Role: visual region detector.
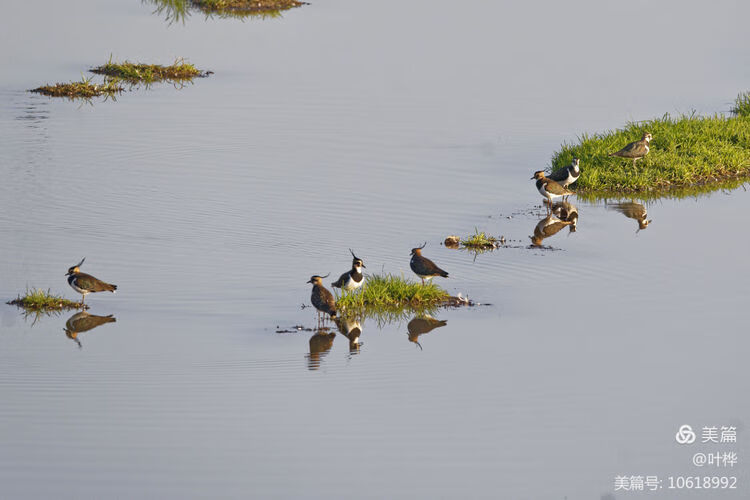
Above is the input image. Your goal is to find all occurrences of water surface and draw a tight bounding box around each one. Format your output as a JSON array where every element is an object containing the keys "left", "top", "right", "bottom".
[{"left": 1, "top": 0, "right": 749, "bottom": 498}]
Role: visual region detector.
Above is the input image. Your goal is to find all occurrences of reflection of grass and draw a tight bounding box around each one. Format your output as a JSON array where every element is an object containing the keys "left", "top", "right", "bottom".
[
  {"left": 336, "top": 273, "right": 449, "bottom": 315},
  {"left": 578, "top": 175, "right": 749, "bottom": 203},
  {"left": 732, "top": 92, "right": 750, "bottom": 117},
  {"left": 30, "top": 76, "right": 124, "bottom": 99},
  {"left": 91, "top": 57, "right": 206, "bottom": 83},
  {"left": 461, "top": 229, "right": 499, "bottom": 249},
  {"left": 551, "top": 93, "right": 750, "bottom": 195},
  {"left": 7, "top": 288, "right": 85, "bottom": 311},
  {"left": 145, "top": 0, "right": 305, "bottom": 21}
]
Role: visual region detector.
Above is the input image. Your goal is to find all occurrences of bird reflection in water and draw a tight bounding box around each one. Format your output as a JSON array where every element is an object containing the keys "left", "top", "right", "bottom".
[
  {"left": 529, "top": 213, "right": 575, "bottom": 247},
  {"left": 63, "top": 311, "right": 116, "bottom": 348},
  {"left": 607, "top": 201, "right": 652, "bottom": 232},
  {"left": 551, "top": 200, "right": 579, "bottom": 233},
  {"left": 407, "top": 314, "right": 447, "bottom": 350},
  {"left": 335, "top": 317, "right": 363, "bottom": 354},
  {"left": 307, "top": 328, "right": 336, "bottom": 370}
]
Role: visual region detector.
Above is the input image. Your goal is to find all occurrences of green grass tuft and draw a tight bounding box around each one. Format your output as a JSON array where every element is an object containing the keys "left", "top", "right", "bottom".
[
  {"left": 731, "top": 92, "right": 750, "bottom": 117},
  {"left": 7, "top": 288, "right": 86, "bottom": 311},
  {"left": 146, "top": 0, "right": 306, "bottom": 21},
  {"left": 335, "top": 273, "right": 450, "bottom": 314},
  {"left": 551, "top": 93, "right": 750, "bottom": 195},
  {"left": 91, "top": 57, "right": 207, "bottom": 83},
  {"left": 29, "top": 76, "right": 124, "bottom": 99},
  {"left": 460, "top": 229, "right": 499, "bottom": 249}
]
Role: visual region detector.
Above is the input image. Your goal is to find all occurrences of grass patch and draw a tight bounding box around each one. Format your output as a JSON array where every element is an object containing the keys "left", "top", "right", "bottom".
[
  {"left": 29, "top": 76, "right": 124, "bottom": 99},
  {"left": 460, "top": 229, "right": 500, "bottom": 249},
  {"left": 335, "top": 273, "right": 450, "bottom": 314},
  {"left": 551, "top": 93, "right": 750, "bottom": 195},
  {"left": 194, "top": 0, "right": 305, "bottom": 15},
  {"left": 732, "top": 92, "right": 750, "bottom": 117},
  {"left": 7, "top": 288, "right": 86, "bottom": 312},
  {"left": 91, "top": 57, "right": 208, "bottom": 83},
  {"left": 147, "top": 0, "right": 306, "bottom": 21}
]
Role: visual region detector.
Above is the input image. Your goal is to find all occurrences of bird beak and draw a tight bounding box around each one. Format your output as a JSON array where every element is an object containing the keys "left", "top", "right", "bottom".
[
  {"left": 362, "top": 264, "right": 366, "bottom": 268},
  {"left": 306, "top": 279, "right": 312, "bottom": 284}
]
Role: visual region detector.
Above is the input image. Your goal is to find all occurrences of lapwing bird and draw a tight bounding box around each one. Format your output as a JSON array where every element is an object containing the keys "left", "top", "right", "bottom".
[
  {"left": 532, "top": 171, "right": 575, "bottom": 211},
  {"left": 607, "top": 201, "right": 652, "bottom": 232},
  {"left": 407, "top": 314, "right": 447, "bottom": 350},
  {"left": 548, "top": 157, "right": 581, "bottom": 188},
  {"left": 608, "top": 132, "right": 652, "bottom": 168},
  {"left": 307, "top": 274, "right": 337, "bottom": 323},
  {"left": 64, "top": 311, "right": 116, "bottom": 349},
  {"left": 530, "top": 214, "right": 574, "bottom": 247},
  {"left": 331, "top": 249, "right": 366, "bottom": 293},
  {"left": 409, "top": 243, "right": 449, "bottom": 285},
  {"left": 307, "top": 329, "right": 336, "bottom": 371},
  {"left": 65, "top": 258, "right": 117, "bottom": 305}
]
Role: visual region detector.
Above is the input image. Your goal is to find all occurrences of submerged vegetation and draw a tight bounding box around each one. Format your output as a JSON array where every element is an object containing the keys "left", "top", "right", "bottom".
[
  {"left": 552, "top": 92, "right": 750, "bottom": 195},
  {"left": 7, "top": 288, "right": 87, "bottom": 312},
  {"left": 30, "top": 77, "right": 124, "bottom": 100},
  {"left": 146, "top": 0, "right": 306, "bottom": 22},
  {"left": 335, "top": 273, "right": 450, "bottom": 313},
  {"left": 90, "top": 58, "right": 208, "bottom": 84}
]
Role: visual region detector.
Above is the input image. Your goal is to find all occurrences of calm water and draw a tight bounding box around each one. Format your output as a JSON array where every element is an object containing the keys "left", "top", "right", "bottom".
[{"left": 1, "top": 1, "right": 749, "bottom": 498}]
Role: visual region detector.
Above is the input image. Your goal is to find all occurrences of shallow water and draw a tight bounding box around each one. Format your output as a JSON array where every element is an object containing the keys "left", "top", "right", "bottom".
[{"left": 1, "top": 0, "right": 750, "bottom": 498}]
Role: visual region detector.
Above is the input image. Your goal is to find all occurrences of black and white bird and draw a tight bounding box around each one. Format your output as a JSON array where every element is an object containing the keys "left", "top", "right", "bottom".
[
  {"left": 307, "top": 274, "right": 337, "bottom": 322},
  {"left": 548, "top": 157, "right": 581, "bottom": 188},
  {"left": 532, "top": 171, "right": 575, "bottom": 211},
  {"left": 409, "top": 243, "right": 449, "bottom": 285},
  {"left": 609, "top": 132, "right": 652, "bottom": 168},
  {"left": 65, "top": 258, "right": 117, "bottom": 305},
  {"left": 331, "top": 249, "right": 366, "bottom": 292}
]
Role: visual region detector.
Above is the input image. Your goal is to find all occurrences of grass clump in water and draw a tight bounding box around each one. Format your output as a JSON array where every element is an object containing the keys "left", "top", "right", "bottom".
[
  {"left": 336, "top": 273, "right": 449, "bottom": 312},
  {"left": 460, "top": 229, "right": 499, "bottom": 249},
  {"left": 732, "top": 92, "right": 750, "bottom": 117},
  {"left": 91, "top": 57, "right": 208, "bottom": 83},
  {"left": 551, "top": 93, "right": 750, "bottom": 195},
  {"left": 30, "top": 76, "right": 124, "bottom": 99},
  {"left": 7, "top": 288, "right": 86, "bottom": 311},
  {"left": 194, "top": 0, "right": 305, "bottom": 14}
]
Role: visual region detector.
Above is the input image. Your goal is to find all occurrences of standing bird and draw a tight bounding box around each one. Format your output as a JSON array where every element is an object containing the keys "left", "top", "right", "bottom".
[
  {"left": 65, "top": 258, "right": 117, "bottom": 305},
  {"left": 307, "top": 274, "right": 337, "bottom": 323},
  {"left": 331, "top": 249, "right": 366, "bottom": 293},
  {"left": 608, "top": 132, "right": 652, "bottom": 169},
  {"left": 548, "top": 157, "right": 581, "bottom": 188},
  {"left": 532, "top": 171, "right": 575, "bottom": 211},
  {"left": 410, "top": 243, "right": 449, "bottom": 285}
]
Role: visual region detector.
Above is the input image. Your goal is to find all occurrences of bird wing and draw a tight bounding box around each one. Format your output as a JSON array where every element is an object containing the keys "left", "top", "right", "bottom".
[
  {"left": 613, "top": 140, "right": 648, "bottom": 158},
  {"left": 73, "top": 273, "right": 116, "bottom": 292},
  {"left": 547, "top": 168, "right": 569, "bottom": 182},
  {"left": 331, "top": 270, "right": 349, "bottom": 288},
  {"left": 543, "top": 179, "right": 572, "bottom": 196}
]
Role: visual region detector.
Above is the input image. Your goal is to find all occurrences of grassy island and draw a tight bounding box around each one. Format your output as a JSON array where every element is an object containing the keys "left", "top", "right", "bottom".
[
  {"left": 7, "top": 289, "right": 87, "bottom": 312},
  {"left": 335, "top": 273, "right": 450, "bottom": 313},
  {"left": 30, "top": 77, "right": 124, "bottom": 99},
  {"left": 90, "top": 58, "right": 208, "bottom": 83},
  {"left": 551, "top": 92, "right": 750, "bottom": 195}
]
